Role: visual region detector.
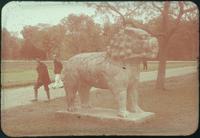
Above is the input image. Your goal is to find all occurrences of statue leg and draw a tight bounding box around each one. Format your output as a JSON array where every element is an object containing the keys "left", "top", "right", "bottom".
[
  {"left": 127, "top": 78, "right": 144, "bottom": 113},
  {"left": 33, "top": 81, "right": 42, "bottom": 101},
  {"left": 118, "top": 90, "right": 129, "bottom": 117},
  {"left": 63, "top": 68, "right": 80, "bottom": 112},
  {"left": 63, "top": 80, "right": 78, "bottom": 112},
  {"left": 78, "top": 83, "right": 91, "bottom": 109},
  {"left": 111, "top": 87, "right": 129, "bottom": 118},
  {"left": 107, "top": 68, "right": 129, "bottom": 118}
]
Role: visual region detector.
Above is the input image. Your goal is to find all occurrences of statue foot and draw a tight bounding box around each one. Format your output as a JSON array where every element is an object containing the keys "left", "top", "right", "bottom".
[
  {"left": 131, "top": 106, "right": 145, "bottom": 113},
  {"left": 117, "top": 110, "right": 129, "bottom": 118}
]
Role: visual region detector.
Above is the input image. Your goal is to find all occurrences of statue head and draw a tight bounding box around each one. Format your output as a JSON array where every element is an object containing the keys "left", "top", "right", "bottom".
[{"left": 107, "top": 26, "right": 159, "bottom": 61}]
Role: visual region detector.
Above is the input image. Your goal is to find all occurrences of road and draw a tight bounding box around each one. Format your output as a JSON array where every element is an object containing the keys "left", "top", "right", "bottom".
[{"left": 1, "top": 66, "right": 197, "bottom": 110}]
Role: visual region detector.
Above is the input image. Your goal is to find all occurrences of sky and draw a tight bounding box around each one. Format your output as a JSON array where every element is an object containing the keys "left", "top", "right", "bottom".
[
  {"left": 1, "top": 1, "right": 163, "bottom": 38},
  {"left": 3, "top": 1, "right": 195, "bottom": 38},
  {"left": 2, "top": 1, "right": 106, "bottom": 38}
]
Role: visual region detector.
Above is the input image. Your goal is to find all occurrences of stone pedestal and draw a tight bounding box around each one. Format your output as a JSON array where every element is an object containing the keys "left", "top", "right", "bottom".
[{"left": 55, "top": 107, "right": 155, "bottom": 123}]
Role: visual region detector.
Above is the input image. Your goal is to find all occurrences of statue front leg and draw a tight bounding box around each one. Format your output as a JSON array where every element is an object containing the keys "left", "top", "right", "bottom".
[
  {"left": 111, "top": 87, "right": 129, "bottom": 118},
  {"left": 107, "top": 65, "right": 130, "bottom": 118},
  {"left": 117, "top": 90, "right": 129, "bottom": 117},
  {"left": 127, "top": 78, "right": 144, "bottom": 113}
]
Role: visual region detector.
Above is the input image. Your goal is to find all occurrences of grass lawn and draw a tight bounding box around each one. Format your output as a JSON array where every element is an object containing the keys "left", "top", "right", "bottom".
[{"left": 1, "top": 61, "right": 197, "bottom": 88}]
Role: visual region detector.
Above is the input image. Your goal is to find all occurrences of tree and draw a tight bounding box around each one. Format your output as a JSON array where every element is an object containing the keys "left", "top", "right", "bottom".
[
  {"left": 41, "top": 24, "right": 65, "bottom": 59},
  {"left": 60, "top": 14, "right": 103, "bottom": 55},
  {"left": 2, "top": 28, "right": 22, "bottom": 59},
  {"left": 151, "top": 2, "right": 198, "bottom": 89},
  {"left": 20, "top": 41, "right": 46, "bottom": 60},
  {"left": 102, "top": 20, "right": 121, "bottom": 48},
  {"left": 87, "top": 1, "right": 198, "bottom": 89},
  {"left": 166, "top": 18, "right": 199, "bottom": 60},
  {"left": 21, "top": 24, "right": 65, "bottom": 59}
]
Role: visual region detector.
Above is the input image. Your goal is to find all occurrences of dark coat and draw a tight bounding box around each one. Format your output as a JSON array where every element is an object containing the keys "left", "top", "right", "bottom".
[
  {"left": 36, "top": 62, "right": 51, "bottom": 85},
  {"left": 53, "top": 60, "right": 63, "bottom": 74}
]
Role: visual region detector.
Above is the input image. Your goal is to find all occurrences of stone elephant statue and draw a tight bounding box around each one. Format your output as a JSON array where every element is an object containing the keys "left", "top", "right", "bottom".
[{"left": 62, "top": 27, "right": 159, "bottom": 118}]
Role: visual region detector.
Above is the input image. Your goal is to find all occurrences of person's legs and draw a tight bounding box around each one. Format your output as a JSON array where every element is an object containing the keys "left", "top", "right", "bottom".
[
  {"left": 44, "top": 84, "right": 50, "bottom": 100},
  {"left": 57, "top": 74, "right": 63, "bottom": 87},
  {"left": 144, "top": 63, "right": 147, "bottom": 71},
  {"left": 53, "top": 74, "right": 59, "bottom": 88},
  {"left": 145, "top": 64, "right": 147, "bottom": 70},
  {"left": 54, "top": 74, "right": 63, "bottom": 88},
  {"left": 33, "top": 81, "right": 42, "bottom": 101},
  {"left": 145, "top": 63, "right": 147, "bottom": 70}
]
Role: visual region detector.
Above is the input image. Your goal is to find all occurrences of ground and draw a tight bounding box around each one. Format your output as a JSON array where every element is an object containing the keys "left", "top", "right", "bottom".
[{"left": 1, "top": 73, "right": 198, "bottom": 136}]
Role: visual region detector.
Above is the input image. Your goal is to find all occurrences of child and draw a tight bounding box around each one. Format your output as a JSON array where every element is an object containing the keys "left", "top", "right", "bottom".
[{"left": 52, "top": 54, "right": 63, "bottom": 89}]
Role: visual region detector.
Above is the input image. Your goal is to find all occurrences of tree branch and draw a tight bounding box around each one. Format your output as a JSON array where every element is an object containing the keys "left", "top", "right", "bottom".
[
  {"left": 183, "top": 6, "right": 197, "bottom": 14},
  {"left": 152, "top": 2, "right": 162, "bottom": 12},
  {"left": 105, "top": 2, "right": 126, "bottom": 26},
  {"left": 168, "top": 2, "right": 197, "bottom": 36},
  {"left": 92, "top": 3, "right": 164, "bottom": 37},
  {"left": 103, "top": 3, "right": 163, "bottom": 37},
  {"left": 124, "top": 3, "right": 143, "bottom": 17}
]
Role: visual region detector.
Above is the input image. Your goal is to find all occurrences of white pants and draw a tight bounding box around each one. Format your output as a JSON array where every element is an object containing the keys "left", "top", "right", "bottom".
[{"left": 53, "top": 74, "right": 63, "bottom": 88}]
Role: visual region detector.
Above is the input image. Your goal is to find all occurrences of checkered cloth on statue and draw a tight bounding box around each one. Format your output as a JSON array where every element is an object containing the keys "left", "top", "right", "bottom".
[{"left": 106, "top": 26, "right": 158, "bottom": 61}]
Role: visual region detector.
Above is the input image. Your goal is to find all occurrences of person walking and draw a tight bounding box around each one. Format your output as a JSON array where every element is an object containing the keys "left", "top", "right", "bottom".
[
  {"left": 32, "top": 58, "right": 51, "bottom": 101},
  {"left": 52, "top": 54, "right": 63, "bottom": 89},
  {"left": 143, "top": 58, "right": 148, "bottom": 71}
]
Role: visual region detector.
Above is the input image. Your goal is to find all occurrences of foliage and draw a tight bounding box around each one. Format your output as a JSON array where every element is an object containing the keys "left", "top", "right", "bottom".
[
  {"left": 1, "top": 2, "right": 198, "bottom": 62},
  {"left": 2, "top": 28, "right": 22, "bottom": 59},
  {"left": 60, "top": 14, "right": 103, "bottom": 55}
]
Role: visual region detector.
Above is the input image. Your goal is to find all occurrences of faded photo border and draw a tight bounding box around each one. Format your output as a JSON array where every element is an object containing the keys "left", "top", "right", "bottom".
[{"left": 1, "top": 0, "right": 199, "bottom": 137}]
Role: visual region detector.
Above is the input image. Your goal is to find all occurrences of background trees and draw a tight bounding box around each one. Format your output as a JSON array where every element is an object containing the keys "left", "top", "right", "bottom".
[
  {"left": 1, "top": 2, "right": 198, "bottom": 88},
  {"left": 2, "top": 28, "right": 22, "bottom": 59},
  {"left": 60, "top": 14, "right": 103, "bottom": 55},
  {"left": 21, "top": 24, "right": 65, "bottom": 59}
]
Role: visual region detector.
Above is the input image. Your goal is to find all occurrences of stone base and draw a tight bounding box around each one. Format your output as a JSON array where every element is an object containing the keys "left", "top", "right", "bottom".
[{"left": 55, "top": 107, "right": 155, "bottom": 123}]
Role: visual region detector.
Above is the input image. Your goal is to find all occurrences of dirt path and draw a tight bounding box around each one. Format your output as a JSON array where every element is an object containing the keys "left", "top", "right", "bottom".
[{"left": 1, "top": 66, "right": 197, "bottom": 110}]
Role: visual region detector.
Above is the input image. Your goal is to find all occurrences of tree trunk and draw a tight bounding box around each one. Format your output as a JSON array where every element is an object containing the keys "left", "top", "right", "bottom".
[
  {"left": 156, "top": 52, "right": 167, "bottom": 89},
  {"left": 156, "top": 37, "right": 169, "bottom": 89},
  {"left": 156, "top": 1, "right": 170, "bottom": 90}
]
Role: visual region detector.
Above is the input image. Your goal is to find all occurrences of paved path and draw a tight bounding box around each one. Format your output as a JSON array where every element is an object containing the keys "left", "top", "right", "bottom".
[{"left": 1, "top": 66, "right": 197, "bottom": 110}]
